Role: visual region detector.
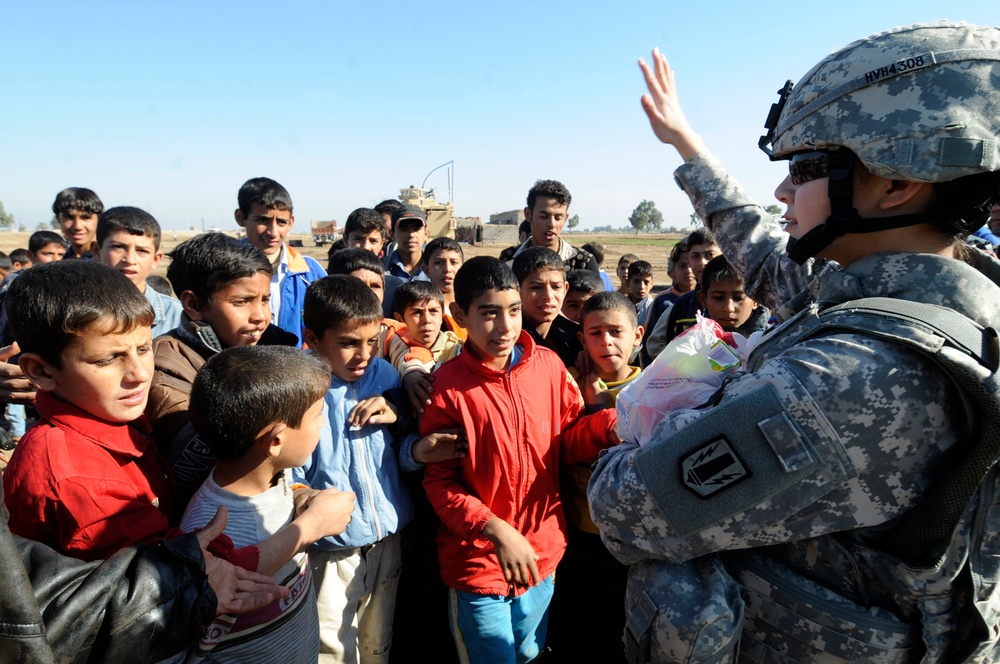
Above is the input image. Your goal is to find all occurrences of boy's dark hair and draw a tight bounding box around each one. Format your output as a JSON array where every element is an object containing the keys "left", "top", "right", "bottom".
[
  {"left": 7, "top": 261, "right": 154, "bottom": 367},
  {"left": 422, "top": 237, "right": 464, "bottom": 265},
  {"left": 190, "top": 346, "right": 331, "bottom": 461},
  {"left": 701, "top": 255, "right": 743, "bottom": 293},
  {"left": 344, "top": 208, "right": 385, "bottom": 238},
  {"left": 627, "top": 260, "right": 654, "bottom": 281},
  {"left": 567, "top": 269, "right": 604, "bottom": 295},
  {"left": 668, "top": 239, "right": 689, "bottom": 272},
  {"left": 96, "top": 206, "right": 162, "bottom": 250},
  {"left": 511, "top": 246, "right": 565, "bottom": 285},
  {"left": 303, "top": 275, "right": 383, "bottom": 335},
  {"left": 29, "top": 230, "right": 66, "bottom": 254},
  {"left": 52, "top": 187, "right": 104, "bottom": 216},
  {"left": 167, "top": 232, "right": 272, "bottom": 303},
  {"left": 327, "top": 247, "right": 384, "bottom": 279},
  {"left": 518, "top": 220, "right": 531, "bottom": 236},
  {"left": 687, "top": 228, "right": 718, "bottom": 248},
  {"left": 580, "top": 242, "right": 605, "bottom": 266},
  {"left": 237, "top": 177, "right": 293, "bottom": 217},
  {"left": 454, "top": 257, "right": 518, "bottom": 313},
  {"left": 374, "top": 199, "right": 403, "bottom": 217},
  {"left": 617, "top": 253, "right": 639, "bottom": 269},
  {"left": 526, "top": 180, "right": 571, "bottom": 210},
  {"left": 0, "top": 252, "right": 11, "bottom": 272},
  {"left": 581, "top": 291, "right": 638, "bottom": 329},
  {"left": 146, "top": 275, "right": 174, "bottom": 296},
  {"left": 9, "top": 248, "right": 31, "bottom": 265},
  {"left": 393, "top": 280, "right": 444, "bottom": 317}
]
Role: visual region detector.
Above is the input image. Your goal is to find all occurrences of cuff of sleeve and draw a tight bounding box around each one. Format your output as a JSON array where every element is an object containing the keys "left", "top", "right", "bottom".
[
  {"left": 469, "top": 511, "right": 497, "bottom": 549},
  {"left": 398, "top": 432, "right": 424, "bottom": 473}
]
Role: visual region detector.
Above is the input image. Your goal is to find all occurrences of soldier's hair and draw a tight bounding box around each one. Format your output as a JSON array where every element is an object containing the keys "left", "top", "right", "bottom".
[
  {"left": 190, "top": 346, "right": 331, "bottom": 461},
  {"left": 344, "top": 208, "right": 384, "bottom": 239},
  {"left": 8, "top": 248, "right": 30, "bottom": 266},
  {"left": 29, "top": 231, "right": 66, "bottom": 254},
  {"left": 454, "top": 257, "right": 518, "bottom": 313},
  {"left": 303, "top": 275, "right": 383, "bottom": 336},
  {"left": 668, "top": 239, "right": 689, "bottom": 273},
  {"left": 237, "top": 177, "right": 293, "bottom": 217},
  {"left": 167, "top": 233, "right": 272, "bottom": 304},
  {"left": 927, "top": 171, "right": 1000, "bottom": 240},
  {"left": 627, "top": 260, "right": 654, "bottom": 281},
  {"left": 327, "top": 247, "right": 384, "bottom": 280},
  {"left": 422, "top": 237, "right": 464, "bottom": 265},
  {"left": 580, "top": 242, "right": 606, "bottom": 266},
  {"left": 617, "top": 253, "right": 639, "bottom": 270},
  {"left": 393, "top": 280, "right": 444, "bottom": 317},
  {"left": 7, "top": 261, "right": 154, "bottom": 367},
  {"left": 96, "top": 206, "right": 162, "bottom": 250},
  {"left": 687, "top": 228, "right": 718, "bottom": 248},
  {"left": 581, "top": 291, "right": 638, "bottom": 329},
  {"left": 700, "top": 255, "right": 743, "bottom": 293},
  {"left": 526, "top": 179, "right": 572, "bottom": 210},
  {"left": 374, "top": 199, "right": 403, "bottom": 216},
  {"left": 512, "top": 246, "right": 565, "bottom": 285},
  {"left": 567, "top": 269, "right": 604, "bottom": 295},
  {"left": 52, "top": 187, "right": 103, "bottom": 216}
]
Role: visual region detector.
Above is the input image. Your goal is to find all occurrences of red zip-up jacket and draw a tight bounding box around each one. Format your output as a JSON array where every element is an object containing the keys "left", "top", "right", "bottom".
[{"left": 421, "top": 331, "right": 617, "bottom": 596}]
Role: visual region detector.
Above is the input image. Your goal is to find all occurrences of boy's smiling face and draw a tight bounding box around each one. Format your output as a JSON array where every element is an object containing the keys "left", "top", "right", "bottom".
[
  {"left": 579, "top": 309, "right": 641, "bottom": 383},
  {"left": 452, "top": 288, "right": 521, "bottom": 371},
  {"left": 519, "top": 268, "right": 568, "bottom": 326},
  {"left": 96, "top": 231, "right": 163, "bottom": 291},
  {"left": 304, "top": 320, "right": 381, "bottom": 382},
  {"left": 58, "top": 208, "right": 99, "bottom": 255}
]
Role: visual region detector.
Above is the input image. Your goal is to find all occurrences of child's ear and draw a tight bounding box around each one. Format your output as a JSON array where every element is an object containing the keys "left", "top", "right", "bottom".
[
  {"left": 90, "top": 241, "right": 102, "bottom": 260},
  {"left": 633, "top": 325, "right": 644, "bottom": 348},
  {"left": 577, "top": 330, "right": 585, "bottom": 345},
  {"left": 257, "top": 423, "right": 287, "bottom": 459},
  {"left": 151, "top": 251, "right": 164, "bottom": 271},
  {"left": 180, "top": 291, "right": 203, "bottom": 320},
  {"left": 696, "top": 291, "right": 706, "bottom": 309},
  {"left": 302, "top": 328, "right": 321, "bottom": 349},
  {"left": 234, "top": 208, "right": 246, "bottom": 227},
  {"left": 18, "top": 353, "right": 59, "bottom": 392},
  {"left": 393, "top": 312, "right": 405, "bottom": 323},
  {"left": 449, "top": 302, "right": 466, "bottom": 326}
]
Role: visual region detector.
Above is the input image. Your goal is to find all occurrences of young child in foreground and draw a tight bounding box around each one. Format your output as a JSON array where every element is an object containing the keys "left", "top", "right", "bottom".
[
  {"left": 390, "top": 280, "right": 463, "bottom": 370},
  {"left": 698, "top": 255, "right": 768, "bottom": 336},
  {"left": 178, "top": 345, "right": 356, "bottom": 662},
  {"left": 295, "top": 275, "right": 419, "bottom": 663},
  {"left": 420, "top": 256, "right": 619, "bottom": 664}
]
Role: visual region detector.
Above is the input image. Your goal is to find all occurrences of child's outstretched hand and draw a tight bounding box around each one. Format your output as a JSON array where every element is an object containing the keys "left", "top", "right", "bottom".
[
  {"left": 638, "top": 48, "right": 706, "bottom": 161},
  {"left": 349, "top": 396, "right": 397, "bottom": 428},
  {"left": 300, "top": 488, "right": 356, "bottom": 539},
  {"left": 482, "top": 518, "right": 540, "bottom": 588},
  {"left": 402, "top": 370, "right": 434, "bottom": 414},
  {"left": 413, "top": 427, "right": 468, "bottom": 464}
]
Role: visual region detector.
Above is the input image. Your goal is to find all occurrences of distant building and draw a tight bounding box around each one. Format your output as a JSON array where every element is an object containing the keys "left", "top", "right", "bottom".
[{"left": 489, "top": 209, "right": 525, "bottom": 225}]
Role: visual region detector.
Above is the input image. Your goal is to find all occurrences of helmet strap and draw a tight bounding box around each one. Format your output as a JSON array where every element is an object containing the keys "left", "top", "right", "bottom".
[{"left": 787, "top": 151, "right": 860, "bottom": 264}]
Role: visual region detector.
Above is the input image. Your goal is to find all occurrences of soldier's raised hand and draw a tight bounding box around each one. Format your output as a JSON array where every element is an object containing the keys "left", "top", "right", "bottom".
[{"left": 638, "top": 48, "right": 706, "bottom": 161}]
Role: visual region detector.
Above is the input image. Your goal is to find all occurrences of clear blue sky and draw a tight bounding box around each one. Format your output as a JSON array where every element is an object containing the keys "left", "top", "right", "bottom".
[{"left": 1, "top": 1, "right": 996, "bottom": 231}]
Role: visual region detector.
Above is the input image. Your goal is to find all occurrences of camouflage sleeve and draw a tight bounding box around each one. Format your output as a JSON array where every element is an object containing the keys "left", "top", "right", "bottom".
[
  {"left": 588, "top": 331, "right": 966, "bottom": 563},
  {"left": 673, "top": 151, "right": 827, "bottom": 312}
]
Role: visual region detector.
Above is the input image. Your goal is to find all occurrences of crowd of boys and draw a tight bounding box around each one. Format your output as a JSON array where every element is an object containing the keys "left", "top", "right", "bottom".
[{"left": 0, "top": 177, "right": 773, "bottom": 664}]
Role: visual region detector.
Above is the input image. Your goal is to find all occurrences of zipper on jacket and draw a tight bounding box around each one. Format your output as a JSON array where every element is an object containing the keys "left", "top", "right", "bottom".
[
  {"left": 506, "top": 369, "right": 527, "bottom": 533},
  {"left": 351, "top": 381, "right": 384, "bottom": 541}
]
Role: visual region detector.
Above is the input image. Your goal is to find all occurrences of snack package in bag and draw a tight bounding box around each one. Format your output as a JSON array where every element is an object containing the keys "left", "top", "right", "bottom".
[{"left": 617, "top": 314, "right": 761, "bottom": 446}]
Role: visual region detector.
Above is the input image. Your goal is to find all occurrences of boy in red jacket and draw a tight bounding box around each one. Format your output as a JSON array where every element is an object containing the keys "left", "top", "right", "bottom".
[{"left": 420, "top": 257, "right": 618, "bottom": 664}]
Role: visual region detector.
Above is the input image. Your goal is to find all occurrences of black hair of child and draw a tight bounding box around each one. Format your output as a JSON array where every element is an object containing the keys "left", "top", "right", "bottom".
[
  {"left": 7, "top": 261, "right": 154, "bottom": 367},
  {"left": 687, "top": 227, "right": 718, "bottom": 248},
  {"left": 526, "top": 179, "right": 572, "bottom": 210},
  {"left": 567, "top": 269, "right": 604, "bottom": 295},
  {"left": 580, "top": 242, "right": 606, "bottom": 266},
  {"left": 327, "top": 247, "right": 384, "bottom": 278},
  {"left": 344, "top": 208, "right": 385, "bottom": 238},
  {"left": 374, "top": 199, "right": 404, "bottom": 217},
  {"left": 0, "top": 252, "right": 11, "bottom": 272},
  {"left": 518, "top": 220, "right": 532, "bottom": 237},
  {"left": 617, "top": 253, "right": 639, "bottom": 269},
  {"left": 167, "top": 232, "right": 272, "bottom": 304},
  {"left": 146, "top": 275, "right": 174, "bottom": 297},
  {"left": 96, "top": 206, "right": 162, "bottom": 250},
  {"left": 422, "top": 237, "right": 464, "bottom": 265},
  {"left": 9, "top": 248, "right": 31, "bottom": 265},
  {"left": 668, "top": 239, "right": 689, "bottom": 272},
  {"left": 512, "top": 246, "right": 565, "bottom": 285},
  {"left": 700, "top": 255, "right": 743, "bottom": 293},
  {"left": 29, "top": 231, "right": 66, "bottom": 254},
  {"left": 52, "top": 187, "right": 104, "bottom": 216},
  {"left": 237, "top": 177, "right": 293, "bottom": 218},
  {"left": 454, "top": 256, "right": 519, "bottom": 313},
  {"left": 581, "top": 291, "right": 639, "bottom": 329},
  {"left": 190, "top": 346, "right": 331, "bottom": 461},
  {"left": 303, "top": 275, "right": 383, "bottom": 336},
  {"left": 627, "top": 260, "right": 654, "bottom": 281},
  {"left": 393, "top": 280, "right": 444, "bottom": 317}
]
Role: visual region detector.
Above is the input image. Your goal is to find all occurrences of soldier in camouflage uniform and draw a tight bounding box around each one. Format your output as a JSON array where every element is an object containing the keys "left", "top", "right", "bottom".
[{"left": 589, "top": 22, "right": 1000, "bottom": 663}]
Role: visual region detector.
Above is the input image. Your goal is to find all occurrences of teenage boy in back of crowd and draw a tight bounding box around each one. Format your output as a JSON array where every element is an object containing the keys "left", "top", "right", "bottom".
[
  {"left": 640, "top": 239, "right": 695, "bottom": 366},
  {"left": 616, "top": 253, "right": 639, "bottom": 297},
  {"left": 343, "top": 206, "right": 403, "bottom": 317},
  {"left": 512, "top": 246, "right": 583, "bottom": 368},
  {"left": 420, "top": 257, "right": 618, "bottom": 664},
  {"left": 383, "top": 204, "right": 430, "bottom": 282},
  {"left": 146, "top": 233, "right": 296, "bottom": 509},
  {"left": 234, "top": 177, "right": 325, "bottom": 347},
  {"left": 390, "top": 281, "right": 463, "bottom": 372},
  {"left": 422, "top": 236, "right": 466, "bottom": 340},
  {"left": 698, "top": 255, "right": 769, "bottom": 337},
  {"left": 626, "top": 259, "right": 655, "bottom": 326},
  {"left": 580, "top": 242, "right": 616, "bottom": 291},
  {"left": 375, "top": 198, "right": 403, "bottom": 260},
  {"left": 178, "top": 346, "right": 357, "bottom": 663},
  {"left": 561, "top": 269, "right": 604, "bottom": 324},
  {"left": 296, "top": 275, "right": 422, "bottom": 663},
  {"left": 92, "top": 206, "right": 182, "bottom": 338},
  {"left": 499, "top": 180, "right": 599, "bottom": 274},
  {"left": 52, "top": 186, "right": 102, "bottom": 260},
  {"left": 551, "top": 291, "right": 643, "bottom": 662}
]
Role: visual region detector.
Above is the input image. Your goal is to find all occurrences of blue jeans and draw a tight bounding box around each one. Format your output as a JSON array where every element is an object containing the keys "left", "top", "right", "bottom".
[{"left": 448, "top": 575, "right": 555, "bottom": 664}]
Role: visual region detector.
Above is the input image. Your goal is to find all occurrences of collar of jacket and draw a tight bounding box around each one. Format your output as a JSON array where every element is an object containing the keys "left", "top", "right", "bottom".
[
  {"left": 284, "top": 243, "right": 311, "bottom": 274},
  {"left": 176, "top": 314, "right": 224, "bottom": 356},
  {"left": 34, "top": 390, "right": 154, "bottom": 458},
  {"left": 458, "top": 329, "right": 537, "bottom": 377}
]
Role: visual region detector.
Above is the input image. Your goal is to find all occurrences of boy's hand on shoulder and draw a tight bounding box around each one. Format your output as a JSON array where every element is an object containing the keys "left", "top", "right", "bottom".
[
  {"left": 299, "top": 488, "right": 356, "bottom": 539},
  {"left": 413, "top": 427, "right": 468, "bottom": 464},
  {"left": 349, "top": 396, "right": 397, "bottom": 427},
  {"left": 0, "top": 342, "right": 36, "bottom": 405},
  {"left": 292, "top": 487, "right": 321, "bottom": 518},
  {"left": 481, "top": 517, "right": 540, "bottom": 588},
  {"left": 402, "top": 370, "right": 434, "bottom": 414}
]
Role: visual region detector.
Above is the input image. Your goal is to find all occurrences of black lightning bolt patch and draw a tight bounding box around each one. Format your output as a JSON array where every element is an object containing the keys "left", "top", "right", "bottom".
[{"left": 680, "top": 436, "right": 749, "bottom": 498}]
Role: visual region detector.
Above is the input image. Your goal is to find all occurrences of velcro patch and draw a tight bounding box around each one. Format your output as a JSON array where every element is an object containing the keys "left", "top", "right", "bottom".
[{"left": 681, "top": 436, "right": 749, "bottom": 498}]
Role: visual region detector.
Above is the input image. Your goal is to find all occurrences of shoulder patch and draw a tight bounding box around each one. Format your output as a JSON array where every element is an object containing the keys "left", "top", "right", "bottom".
[{"left": 681, "top": 436, "right": 749, "bottom": 498}]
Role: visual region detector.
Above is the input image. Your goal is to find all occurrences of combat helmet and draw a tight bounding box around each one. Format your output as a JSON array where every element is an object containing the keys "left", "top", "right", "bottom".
[{"left": 757, "top": 21, "right": 1000, "bottom": 263}]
